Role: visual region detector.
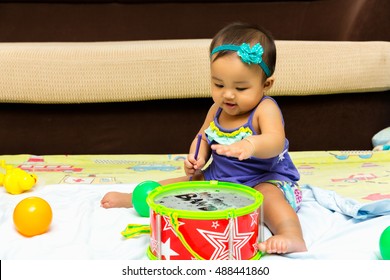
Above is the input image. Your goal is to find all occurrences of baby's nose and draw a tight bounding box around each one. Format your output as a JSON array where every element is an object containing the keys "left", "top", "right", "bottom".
[{"left": 223, "top": 89, "right": 235, "bottom": 99}]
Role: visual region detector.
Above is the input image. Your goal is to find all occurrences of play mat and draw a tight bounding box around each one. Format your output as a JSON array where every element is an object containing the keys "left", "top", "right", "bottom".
[
  {"left": 0, "top": 150, "right": 389, "bottom": 260},
  {"left": 1, "top": 151, "right": 388, "bottom": 202}
]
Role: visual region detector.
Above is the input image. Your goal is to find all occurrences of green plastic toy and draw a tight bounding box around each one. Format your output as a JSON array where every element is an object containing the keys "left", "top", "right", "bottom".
[
  {"left": 379, "top": 226, "right": 390, "bottom": 260},
  {"left": 132, "top": 180, "right": 161, "bottom": 217}
]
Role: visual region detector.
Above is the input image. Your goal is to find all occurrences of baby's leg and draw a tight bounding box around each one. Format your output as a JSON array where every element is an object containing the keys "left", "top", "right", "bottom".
[
  {"left": 101, "top": 173, "right": 205, "bottom": 209},
  {"left": 255, "top": 182, "right": 307, "bottom": 254},
  {"left": 159, "top": 172, "right": 204, "bottom": 185},
  {"left": 101, "top": 192, "right": 132, "bottom": 208}
]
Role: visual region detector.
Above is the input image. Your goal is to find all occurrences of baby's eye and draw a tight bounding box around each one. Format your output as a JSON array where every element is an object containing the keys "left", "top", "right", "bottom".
[
  {"left": 214, "top": 83, "right": 224, "bottom": 88},
  {"left": 236, "top": 87, "right": 248, "bottom": 91}
]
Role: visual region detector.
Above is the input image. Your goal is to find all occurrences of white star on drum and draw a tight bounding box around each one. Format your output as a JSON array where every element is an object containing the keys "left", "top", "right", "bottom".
[
  {"left": 163, "top": 215, "right": 184, "bottom": 236},
  {"left": 250, "top": 211, "right": 259, "bottom": 227},
  {"left": 150, "top": 237, "right": 159, "bottom": 253},
  {"left": 211, "top": 221, "right": 220, "bottom": 229},
  {"left": 198, "top": 218, "right": 254, "bottom": 260},
  {"left": 161, "top": 238, "right": 180, "bottom": 260}
]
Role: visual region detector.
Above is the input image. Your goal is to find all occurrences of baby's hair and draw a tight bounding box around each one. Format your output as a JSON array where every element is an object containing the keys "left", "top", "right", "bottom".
[{"left": 210, "top": 22, "right": 276, "bottom": 79}]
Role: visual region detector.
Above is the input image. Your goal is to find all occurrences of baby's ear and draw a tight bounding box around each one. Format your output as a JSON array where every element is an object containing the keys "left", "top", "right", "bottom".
[{"left": 263, "top": 76, "right": 275, "bottom": 92}]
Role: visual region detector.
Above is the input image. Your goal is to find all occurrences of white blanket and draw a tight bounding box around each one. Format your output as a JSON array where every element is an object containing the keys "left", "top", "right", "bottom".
[
  {"left": 265, "top": 186, "right": 389, "bottom": 260},
  {"left": 0, "top": 183, "right": 388, "bottom": 260}
]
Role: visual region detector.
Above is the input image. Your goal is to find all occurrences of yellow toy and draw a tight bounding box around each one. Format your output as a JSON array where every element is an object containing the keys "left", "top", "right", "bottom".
[{"left": 0, "top": 160, "right": 37, "bottom": 195}]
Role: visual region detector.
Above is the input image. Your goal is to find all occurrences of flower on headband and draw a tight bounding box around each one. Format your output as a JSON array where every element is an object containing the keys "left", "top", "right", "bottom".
[{"left": 237, "top": 43, "right": 264, "bottom": 65}]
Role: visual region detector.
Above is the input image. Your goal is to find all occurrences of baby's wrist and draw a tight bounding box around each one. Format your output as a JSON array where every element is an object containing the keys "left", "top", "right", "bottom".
[{"left": 243, "top": 137, "right": 256, "bottom": 156}]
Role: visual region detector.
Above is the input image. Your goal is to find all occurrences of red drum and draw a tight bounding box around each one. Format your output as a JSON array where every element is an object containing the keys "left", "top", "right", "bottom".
[{"left": 146, "top": 181, "right": 264, "bottom": 260}]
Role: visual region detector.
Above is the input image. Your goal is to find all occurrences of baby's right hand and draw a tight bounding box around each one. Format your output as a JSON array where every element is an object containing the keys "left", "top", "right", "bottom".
[{"left": 184, "top": 154, "right": 205, "bottom": 176}]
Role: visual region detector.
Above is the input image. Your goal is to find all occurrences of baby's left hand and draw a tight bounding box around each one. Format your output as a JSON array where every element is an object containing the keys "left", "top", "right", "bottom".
[{"left": 211, "top": 139, "right": 254, "bottom": 161}]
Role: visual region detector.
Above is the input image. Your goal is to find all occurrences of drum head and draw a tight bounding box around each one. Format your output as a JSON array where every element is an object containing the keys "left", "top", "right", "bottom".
[{"left": 147, "top": 180, "right": 263, "bottom": 219}]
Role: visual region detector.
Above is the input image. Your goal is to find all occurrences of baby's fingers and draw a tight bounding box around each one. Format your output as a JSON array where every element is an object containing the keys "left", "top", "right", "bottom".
[
  {"left": 211, "top": 144, "right": 228, "bottom": 154},
  {"left": 212, "top": 144, "right": 246, "bottom": 160},
  {"left": 184, "top": 158, "right": 195, "bottom": 170}
]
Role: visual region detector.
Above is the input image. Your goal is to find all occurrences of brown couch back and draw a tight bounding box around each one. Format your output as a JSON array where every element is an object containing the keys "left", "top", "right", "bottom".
[{"left": 1, "top": 0, "right": 390, "bottom": 42}]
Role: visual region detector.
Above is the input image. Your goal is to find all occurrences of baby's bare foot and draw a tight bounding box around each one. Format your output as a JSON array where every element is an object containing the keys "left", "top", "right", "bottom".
[
  {"left": 258, "top": 234, "right": 307, "bottom": 254},
  {"left": 100, "top": 192, "right": 132, "bottom": 208}
]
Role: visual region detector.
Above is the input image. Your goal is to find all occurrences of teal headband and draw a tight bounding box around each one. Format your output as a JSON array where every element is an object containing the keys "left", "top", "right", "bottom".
[{"left": 211, "top": 43, "right": 271, "bottom": 77}]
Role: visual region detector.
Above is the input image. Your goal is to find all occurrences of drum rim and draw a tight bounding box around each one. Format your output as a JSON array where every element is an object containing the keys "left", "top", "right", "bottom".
[
  {"left": 147, "top": 180, "right": 263, "bottom": 219},
  {"left": 146, "top": 245, "right": 263, "bottom": 260}
]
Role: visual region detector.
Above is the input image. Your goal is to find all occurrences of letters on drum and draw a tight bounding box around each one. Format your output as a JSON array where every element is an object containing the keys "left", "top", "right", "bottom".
[{"left": 156, "top": 190, "right": 255, "bottom": 211}]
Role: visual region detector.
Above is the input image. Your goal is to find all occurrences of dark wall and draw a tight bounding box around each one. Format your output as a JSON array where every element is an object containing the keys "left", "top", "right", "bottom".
[{"left": 1, "top": 0, "right": 390, "bottom": 42}]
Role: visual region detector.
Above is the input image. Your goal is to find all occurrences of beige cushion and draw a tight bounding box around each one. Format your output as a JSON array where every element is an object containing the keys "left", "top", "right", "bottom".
[{"left": 0, "top": 39, "right": 389, "bottom": 103}]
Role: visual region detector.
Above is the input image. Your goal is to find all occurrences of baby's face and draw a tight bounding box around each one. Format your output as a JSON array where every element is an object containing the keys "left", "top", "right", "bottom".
[{"left": 210, "top": 54, "right": 265, "bottom": 116}]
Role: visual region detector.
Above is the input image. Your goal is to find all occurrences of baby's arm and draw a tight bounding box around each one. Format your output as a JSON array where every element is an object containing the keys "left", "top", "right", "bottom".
[
  {"left": 184, "top": 104, "right": 217, "bottom": 176},
  {"left": 184, "top": 135, "right": 209, "bottom": 176},
  {"left": 211, "top": 138, "right": 256, "bottom": 160},
  {"left": 212, "top": 99, "right": 286, "bottom": 160}
]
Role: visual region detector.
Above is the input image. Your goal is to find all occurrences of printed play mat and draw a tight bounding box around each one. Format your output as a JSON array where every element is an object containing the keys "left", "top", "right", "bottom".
[{"left": 1, "top": 150, "right": 389, "bottom": 203}]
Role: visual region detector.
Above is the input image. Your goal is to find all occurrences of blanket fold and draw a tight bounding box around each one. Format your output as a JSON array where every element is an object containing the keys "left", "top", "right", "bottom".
[{"left": 301, "top": 185, "right": 390, "bottom": 219}]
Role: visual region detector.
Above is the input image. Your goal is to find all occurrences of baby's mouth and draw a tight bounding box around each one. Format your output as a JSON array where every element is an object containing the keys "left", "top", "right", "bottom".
[{"left": 224, "top": 102, "right": 237, "bottom": 108}]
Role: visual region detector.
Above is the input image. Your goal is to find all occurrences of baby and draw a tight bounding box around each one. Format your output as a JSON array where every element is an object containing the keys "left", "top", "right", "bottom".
[{"left": 101, "top": 22, "right": 307, "bottom": 255}]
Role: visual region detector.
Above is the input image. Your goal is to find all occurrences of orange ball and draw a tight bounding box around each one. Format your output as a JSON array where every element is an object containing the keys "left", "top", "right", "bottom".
[{"left": 13, "top": 197, "right": 53, "bottom": 237}]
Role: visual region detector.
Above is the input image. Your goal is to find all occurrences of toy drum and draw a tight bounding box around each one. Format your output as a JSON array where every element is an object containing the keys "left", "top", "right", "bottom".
[{"left": 146, "top": 181, "right": 264, "bottom": 260}]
